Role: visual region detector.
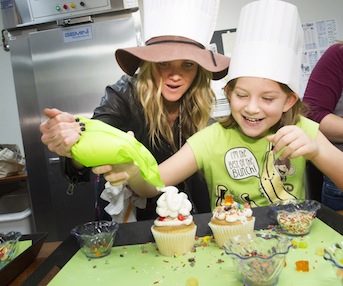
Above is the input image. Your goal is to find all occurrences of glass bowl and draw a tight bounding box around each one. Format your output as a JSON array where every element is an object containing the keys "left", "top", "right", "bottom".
[
  {"left": 324, "top": 241, "right": 343, "bottom": 283},
  {"left": 224, "top": 232, "right": 292, "bottom": 286},
  {"left": 0, "top": 231, "right": 22, "bottom": 269},
  {"left": 71, "top": 220, "right": 119, "bottom": 259},
  {"left": 270, "top": 199, "right": 320, "bottom": 236}
]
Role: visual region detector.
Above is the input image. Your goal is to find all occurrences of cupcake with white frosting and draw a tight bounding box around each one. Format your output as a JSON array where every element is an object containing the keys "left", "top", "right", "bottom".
[
  {"left": 208, "top": 195, "right": 255, "bottom": 248},
  {"left": 151, "top": 186, "right": 197, "bottom": 256}
]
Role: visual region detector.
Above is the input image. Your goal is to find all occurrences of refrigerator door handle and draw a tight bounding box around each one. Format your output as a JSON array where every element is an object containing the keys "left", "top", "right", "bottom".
[
  {"left": 57, "top": 16, "right": 93, "bottom": 27},
  {"left": 49, "top": 157, "right": 60, "bottom": 164}
]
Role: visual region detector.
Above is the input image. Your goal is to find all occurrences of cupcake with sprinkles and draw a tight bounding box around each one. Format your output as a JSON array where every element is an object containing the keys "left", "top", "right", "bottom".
[
  {"left": 208, "top": 195, "right": 255, "bottom": 248},
  {"left": 151, "top": 186, "right": 197, "bottom": 256}
]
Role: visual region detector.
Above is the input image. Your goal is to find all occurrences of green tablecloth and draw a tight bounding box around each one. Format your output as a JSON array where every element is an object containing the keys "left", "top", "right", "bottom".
[
  {"left": 48, "top": 219, "right": 342, "bottom": 285},
  {"left": 17, "top": 240, "right": 32, "bottom": 256}
]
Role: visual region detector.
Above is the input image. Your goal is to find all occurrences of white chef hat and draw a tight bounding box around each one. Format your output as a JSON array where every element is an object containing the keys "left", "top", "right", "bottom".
[
  {"left": 227, "top": 0, "right": 304, "bottom": 95},
  {"left": 143, "top": 0, "right": 219, "bottom": 48}
]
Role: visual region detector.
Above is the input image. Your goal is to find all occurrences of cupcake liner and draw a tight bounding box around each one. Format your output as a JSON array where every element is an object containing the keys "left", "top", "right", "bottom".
[
  {"left": 151, "top": 225, "right": 197, "bottom": 256},
  {"left": 209, "top": 217, "right": 255, "bottom": 248}
]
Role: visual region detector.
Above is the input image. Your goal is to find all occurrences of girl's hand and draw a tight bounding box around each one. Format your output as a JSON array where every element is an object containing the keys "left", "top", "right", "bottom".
[
  {"left": 40, "top": 108, "right": 83, "bottom": 158},
  {"left": 267, "top": 125, "right": 318, "bottom": 160},
  {"left": 92, "top": 163, "right": 139, "bottom": 186}
]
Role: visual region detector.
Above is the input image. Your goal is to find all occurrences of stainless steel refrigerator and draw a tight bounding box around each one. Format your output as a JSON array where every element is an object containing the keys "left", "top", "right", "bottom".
[{"left": 1, "top": 0, "right": 142, "bottom": 241}]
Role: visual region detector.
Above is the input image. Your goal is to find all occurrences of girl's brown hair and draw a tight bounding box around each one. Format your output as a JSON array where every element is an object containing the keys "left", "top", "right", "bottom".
[
  {"left": 135, "top": 61, "right": 215, "bottom": 151},
  {"left": 219, "top": 78, "right": 308, "bottom": 132}
]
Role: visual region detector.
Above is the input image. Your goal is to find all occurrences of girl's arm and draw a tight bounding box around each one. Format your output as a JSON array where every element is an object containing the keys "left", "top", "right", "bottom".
[{"left": 159, "top": 143, "right": 199, "bottom": 186}]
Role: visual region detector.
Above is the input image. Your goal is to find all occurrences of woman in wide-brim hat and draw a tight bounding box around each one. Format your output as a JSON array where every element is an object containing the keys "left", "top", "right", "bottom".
[{"left": 40, "top": 0, "right": 230, "bottom": 221}]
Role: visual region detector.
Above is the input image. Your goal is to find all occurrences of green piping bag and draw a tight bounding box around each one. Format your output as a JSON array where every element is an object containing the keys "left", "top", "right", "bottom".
[{"left": 71, "top": 117, "right": 164, "bottom": 189}]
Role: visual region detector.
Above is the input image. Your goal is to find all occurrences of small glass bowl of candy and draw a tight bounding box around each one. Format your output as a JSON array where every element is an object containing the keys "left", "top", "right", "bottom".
[
  {"left": 0, "top": 231, "right": 22, "bottom": 269},
  {"left": 71, "top": 220, "right": 119, "bottom": 259},
  {"left": 324, "top": 241, "right": 343, "bottom": 284},
  {"left": 270, "top": 199, "right": 320, "bottom": 236},
  {"left": 224, "top": 232, "right": 292, "bottom": 286}
]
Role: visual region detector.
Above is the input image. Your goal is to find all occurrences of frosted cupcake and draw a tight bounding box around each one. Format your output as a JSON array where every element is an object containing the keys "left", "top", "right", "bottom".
[
  {"left": 208, "top": 195, "right": 255, "bottom": 248},
  {"left": 151, "top": 186, "right": 197, "bottom": 256}
]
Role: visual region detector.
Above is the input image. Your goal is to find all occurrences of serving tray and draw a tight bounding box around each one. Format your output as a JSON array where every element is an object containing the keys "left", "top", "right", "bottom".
[{"left": 0, "top": 232, "right": 47, "bottom": 285}]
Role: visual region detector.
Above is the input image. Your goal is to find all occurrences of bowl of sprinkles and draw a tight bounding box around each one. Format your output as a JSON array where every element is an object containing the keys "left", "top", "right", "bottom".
[
  {"left": 224, "top": 232, "right": 292, "bottom": 286},
  {"left": 324, "top": 241, "right": 343, "bottom": 283},
  {"left": 71, "top": 220, "right": 119, "bottom": 259},
  {"left": 0, "top": 231, "right": 21, "bottom": 269},
  {"left": 270, "top": 199, "right": 320, "bottom": 236}
]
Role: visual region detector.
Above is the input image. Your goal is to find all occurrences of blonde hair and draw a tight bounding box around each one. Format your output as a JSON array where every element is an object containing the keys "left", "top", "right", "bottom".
[
  {"left": 135, "top": 62, "right": 215, "bottom": 150},
  {"left": 219, "top": 78, "right": 307, "bottom": 131}
]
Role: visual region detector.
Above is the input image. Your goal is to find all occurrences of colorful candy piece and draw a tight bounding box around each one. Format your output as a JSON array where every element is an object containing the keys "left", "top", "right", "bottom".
[
  {"left": 295, "top": 260, "right": 309, "bottom": 272},
  {"left": 186, "top": 278, "right": 199, "bottom": 286},
  {"left": 224, "top": 195, "right": 234, "bottom": 205},
  {"left": 315, "top": 247, "right": 324, "bottom": 256}
]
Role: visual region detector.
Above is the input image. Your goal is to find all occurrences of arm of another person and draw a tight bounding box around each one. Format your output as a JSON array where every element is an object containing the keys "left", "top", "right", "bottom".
[
  {"left": 319, "top": 113, "right": 343, "bottom": 143},
  {"left": 307, "top": 131, "right": 343, "bottom": 191},
  {"left": 92, "top": 143, "right": 199, "bottom": 198},
  {"left": 303, "top": 43, "right": 343, "bottom": 142}
]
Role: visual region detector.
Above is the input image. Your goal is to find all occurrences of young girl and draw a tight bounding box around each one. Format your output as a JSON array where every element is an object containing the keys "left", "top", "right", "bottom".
[{"left": 93, "top": 0, "right": 343, "bottom": 209}]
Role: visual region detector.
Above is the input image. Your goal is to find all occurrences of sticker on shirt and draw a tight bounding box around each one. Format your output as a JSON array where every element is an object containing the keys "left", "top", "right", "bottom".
[
  {"left": 225, "top": 147, "right": 259, "bottom": 179},
  {"left": 224, "top": 142, "right": 296, "bottom": 205}
]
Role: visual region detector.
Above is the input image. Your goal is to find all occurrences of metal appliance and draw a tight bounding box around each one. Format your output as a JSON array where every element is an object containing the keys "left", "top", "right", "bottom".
[{"left": 1, "top": 0, "right": 142, "bottom": 241}]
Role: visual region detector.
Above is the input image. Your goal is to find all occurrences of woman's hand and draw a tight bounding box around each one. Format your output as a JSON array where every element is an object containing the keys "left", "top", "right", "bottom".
[
  {"left": 92, "top": 162, "right": 139, "bottom": 186},
  {"left": 267, "top": 125, "right": 318, "bottom": 161},
  {"left": 40, "top": 108, "right": 84, "bottom": 158}
]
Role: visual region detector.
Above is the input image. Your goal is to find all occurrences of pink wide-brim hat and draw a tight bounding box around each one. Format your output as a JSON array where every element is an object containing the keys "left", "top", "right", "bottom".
[{"left": 116, "top": 36, "right": 230, "bottom": 80}]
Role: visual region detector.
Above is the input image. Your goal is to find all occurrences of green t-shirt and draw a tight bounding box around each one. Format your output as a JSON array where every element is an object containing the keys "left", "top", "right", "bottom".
[{"left": 187, "top": 116, "right": 319, "bottom": 209}]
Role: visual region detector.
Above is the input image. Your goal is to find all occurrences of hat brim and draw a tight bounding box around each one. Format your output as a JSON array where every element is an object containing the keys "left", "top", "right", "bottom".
[{"left": 115, "top": 42, "right": 230, "bottom": 80}]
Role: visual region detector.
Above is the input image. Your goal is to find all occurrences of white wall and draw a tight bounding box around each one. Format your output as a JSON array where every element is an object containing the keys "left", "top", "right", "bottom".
[
  {"left": 1, "top": 0, "right": 343, "bottom": 155},
  {"left": 216, "top": 0, "right": 343, "bottom": 38}
]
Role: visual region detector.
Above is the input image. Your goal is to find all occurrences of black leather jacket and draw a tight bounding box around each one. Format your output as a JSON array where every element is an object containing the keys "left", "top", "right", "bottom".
[{"left": 64, "top": 75, "right": 211, "bottom": 220}]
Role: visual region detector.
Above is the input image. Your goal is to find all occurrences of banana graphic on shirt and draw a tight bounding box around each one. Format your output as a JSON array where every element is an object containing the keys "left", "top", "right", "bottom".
[{"left": 260, "top": 142, "right": 296, "bottom": 203}]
